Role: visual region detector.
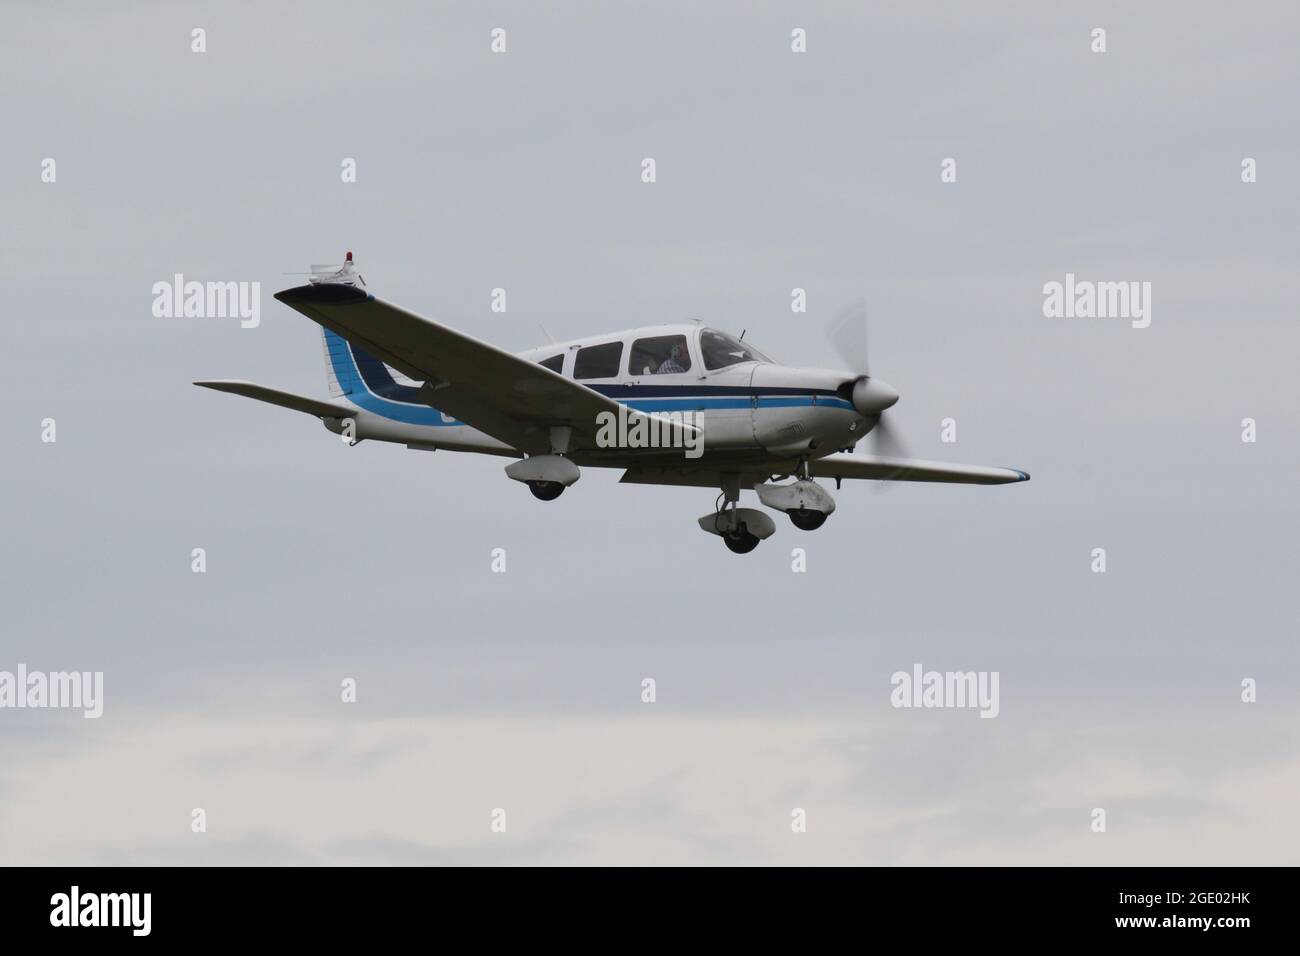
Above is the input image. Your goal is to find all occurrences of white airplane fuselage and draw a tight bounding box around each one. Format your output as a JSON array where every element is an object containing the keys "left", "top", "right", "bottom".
[
  {"left": 323, "top": 322, "right": 871, "bottom": 470},
  {"left": 198, "top": 270, "right": 1027, "bottom": 554}
]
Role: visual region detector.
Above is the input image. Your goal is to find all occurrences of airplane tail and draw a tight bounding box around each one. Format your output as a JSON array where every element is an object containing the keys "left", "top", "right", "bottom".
[
  {"left": 320, "top": 327, "right": 359, "bottom": 397},
  {"left": 288, "top": 253, "right": 422, "bottom": 403},
  {"left": 319, "top": 326, "right": 425, "bottom": 402},
  {"left": 194, "top": 330, "right": 370, "bottom": 422}
]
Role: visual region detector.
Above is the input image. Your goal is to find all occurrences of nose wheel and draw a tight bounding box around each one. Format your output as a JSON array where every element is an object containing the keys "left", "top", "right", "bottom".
[
  {"left": 527, "top": 480, "right": 565, "bottom": 501},
  {"left": 698, "top": 475, "right": 776, "bottom": 554},
  {"left": 723, "top": 528, "right": 760, "bottom": 553}
]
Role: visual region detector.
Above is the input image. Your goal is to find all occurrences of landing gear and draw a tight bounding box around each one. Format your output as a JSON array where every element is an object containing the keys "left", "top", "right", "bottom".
[
  {"left": 723, "top": 528, "right": 760, "bottom": 554},
  {"left": 788, "top": 508, "right": 827, "bottom": 531},
  {"left": 756, "top": 477, "right": 836, "bottom": 530},
  {"left": 697, "top": 473, "right": 777, "bottom": 554},
  {"left": 528, "top": 480, "right": 564, "bottom": 501},
  {"left": 506, "top": 428, "right": 580, "bottom": 501}
]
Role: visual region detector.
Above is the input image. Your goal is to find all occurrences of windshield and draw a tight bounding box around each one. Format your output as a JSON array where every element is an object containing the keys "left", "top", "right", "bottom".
[{"left": 700, "top": 329, "right": 773, "bottom": 370}]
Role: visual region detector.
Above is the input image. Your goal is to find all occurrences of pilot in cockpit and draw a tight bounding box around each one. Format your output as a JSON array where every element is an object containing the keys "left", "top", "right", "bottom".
[{"left": 656, "top": 343, "right": 688, "bottom": 374}]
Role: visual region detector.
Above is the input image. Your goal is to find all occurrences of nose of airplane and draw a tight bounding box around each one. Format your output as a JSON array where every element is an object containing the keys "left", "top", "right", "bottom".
[{"left": 851, "top": 376, "right": 900, "bottom": 415}]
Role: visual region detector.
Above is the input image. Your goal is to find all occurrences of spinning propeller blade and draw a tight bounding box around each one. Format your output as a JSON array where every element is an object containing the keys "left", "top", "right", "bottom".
[
  {"left": 827, "top": 299, "right": 870, "bottom": 375},
  {"left": 824, "top": 299, "right": 911, "bottom": 486}
]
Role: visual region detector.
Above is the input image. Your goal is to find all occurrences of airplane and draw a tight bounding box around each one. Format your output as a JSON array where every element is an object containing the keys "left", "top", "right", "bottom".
[{"left": 196, "top": 254, "right": 1029, "bottom": 554}]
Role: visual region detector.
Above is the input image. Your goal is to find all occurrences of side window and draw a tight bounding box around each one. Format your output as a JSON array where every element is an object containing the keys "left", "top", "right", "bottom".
[
  {"left": 630, "top": 334, "right": 692, "bottom": 375},
  {"left": 574, "top": 342, "right": 623, "bottom": 379},
  {"left": 539, "top": 354, "right": 564, "bottom": 374},
  {"left": 700, "top": 329, "right": 770, "bottom": 370}
]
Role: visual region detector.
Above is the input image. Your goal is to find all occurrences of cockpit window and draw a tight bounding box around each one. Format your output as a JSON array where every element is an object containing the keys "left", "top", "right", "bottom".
[
  {"left": 539, "top": 354, "right": 564, "bottom": 374},
  {"left": 630, "top": 334, "right": 692, "bottom": 375},
  {"left": 574, "top": 341, "right": 623, "bottom": 379},
  {"left": 700, "top": 329, "right": 771, "bottom": 370}
]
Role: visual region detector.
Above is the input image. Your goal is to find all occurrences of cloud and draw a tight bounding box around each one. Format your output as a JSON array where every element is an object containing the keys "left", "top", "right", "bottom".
[{"left": 2, "top": 710, "right": 1296, "bottom": 865}]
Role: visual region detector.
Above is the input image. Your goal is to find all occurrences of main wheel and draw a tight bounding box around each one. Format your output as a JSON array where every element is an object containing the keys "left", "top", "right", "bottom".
[
  {"left": 723, "top": 528, "right": 760, "bottom": 554},
  {"left": 528, "top": 480, "right": 565, "bottom": 501},
  {"left": 789, "top": 508, "right": 827, "bottom": 531}
]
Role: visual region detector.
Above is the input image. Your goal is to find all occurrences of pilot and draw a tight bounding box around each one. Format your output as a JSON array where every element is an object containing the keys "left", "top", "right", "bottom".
[{"left": 657, "top": 343, "right": 687, "bottom": 374}]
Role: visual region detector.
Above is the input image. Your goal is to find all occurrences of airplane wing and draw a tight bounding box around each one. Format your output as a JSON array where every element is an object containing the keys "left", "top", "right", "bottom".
[
  {"left": 194, "top": 380, "right": 356, "bottom": 419},
  {"left": 810, "top": 453, "right": 1030, "bottom": 485},
  {"left": 273, "top": 284, "right": 692, "bottom": 456}
]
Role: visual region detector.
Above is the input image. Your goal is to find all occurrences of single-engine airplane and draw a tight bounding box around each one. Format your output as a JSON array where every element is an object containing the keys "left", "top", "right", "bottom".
[{"left": 196, "top": 254, "right": 1029, "bottom": 554}]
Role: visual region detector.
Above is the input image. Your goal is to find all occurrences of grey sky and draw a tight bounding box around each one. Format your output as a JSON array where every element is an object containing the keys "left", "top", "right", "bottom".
[{"left": 2, "top": 1, "right": 1297, "bottom": 864}]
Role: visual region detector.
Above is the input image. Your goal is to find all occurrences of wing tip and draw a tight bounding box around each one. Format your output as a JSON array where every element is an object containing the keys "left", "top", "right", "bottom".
[{"left": 274, "top": 284, "right": 370, "bottom": 306}]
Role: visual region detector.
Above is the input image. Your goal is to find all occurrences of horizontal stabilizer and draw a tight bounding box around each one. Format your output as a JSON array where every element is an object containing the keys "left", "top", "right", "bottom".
[{"left": 193, "top": 380, "right": 355, "bottom": 419}]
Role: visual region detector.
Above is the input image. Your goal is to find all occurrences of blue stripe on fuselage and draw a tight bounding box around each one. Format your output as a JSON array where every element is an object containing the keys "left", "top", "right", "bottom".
[{"left": 321, "top": 329, "right": 855, "bottom": 427}]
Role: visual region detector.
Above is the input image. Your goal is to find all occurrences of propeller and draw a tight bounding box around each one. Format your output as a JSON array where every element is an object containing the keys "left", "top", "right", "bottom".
[{"left": 825, "top": 300, "right": 911, "bottom": 482}]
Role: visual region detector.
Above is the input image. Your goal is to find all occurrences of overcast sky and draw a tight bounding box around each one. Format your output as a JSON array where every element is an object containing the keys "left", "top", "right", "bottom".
[{"left": 2, "top": 1, "right": 1297, "bottom": 864}]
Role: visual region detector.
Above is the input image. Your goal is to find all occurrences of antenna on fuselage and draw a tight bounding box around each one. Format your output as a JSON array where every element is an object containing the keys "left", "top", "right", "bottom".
[{"left": 538, "top": 324, "right": 557, "bottom": 345}]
